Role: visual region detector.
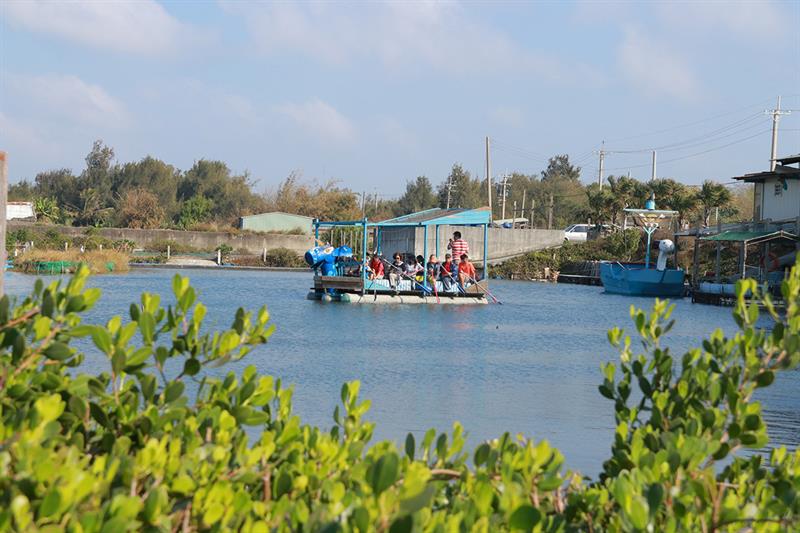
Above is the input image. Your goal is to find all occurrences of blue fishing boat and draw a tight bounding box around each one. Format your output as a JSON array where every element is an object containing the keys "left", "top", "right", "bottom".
[{"left": 600, "top": 196, "right": 686, "bottom": 297}]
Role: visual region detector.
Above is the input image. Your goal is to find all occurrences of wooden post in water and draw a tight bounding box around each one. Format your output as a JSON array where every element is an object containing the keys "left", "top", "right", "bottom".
[{"left": 0, "top": 151, "right": 6, "bottom": 296}]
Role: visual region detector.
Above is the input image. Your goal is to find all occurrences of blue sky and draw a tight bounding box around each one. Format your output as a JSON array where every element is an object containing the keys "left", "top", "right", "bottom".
[{"left": 1, "top": 0, "right": 799, "bottom": 196}]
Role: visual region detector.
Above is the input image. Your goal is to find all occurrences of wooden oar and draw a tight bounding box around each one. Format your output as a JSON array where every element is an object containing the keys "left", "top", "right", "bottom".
[{"left": 462, "top": 273, "right": 502, "bottom": 304}]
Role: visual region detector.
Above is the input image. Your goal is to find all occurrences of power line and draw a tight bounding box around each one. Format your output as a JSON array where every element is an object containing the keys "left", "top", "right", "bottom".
[
  {"left": 602, "top": 128, "right": 770, "bottom": 172},
  {"left": 604, "top": 97, "right": 775, "bottom": 143},
  {"left": 605, "top": 113, "right": 766, "bottom": 154}
]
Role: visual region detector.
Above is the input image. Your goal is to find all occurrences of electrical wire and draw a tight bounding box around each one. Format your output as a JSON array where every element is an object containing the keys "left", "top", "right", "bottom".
[
  {"left": 604, "top": 97, "right": 774, "bottom": 143},
  {"left": 602, "top": 128, "right": 770, "bottom": 172}
]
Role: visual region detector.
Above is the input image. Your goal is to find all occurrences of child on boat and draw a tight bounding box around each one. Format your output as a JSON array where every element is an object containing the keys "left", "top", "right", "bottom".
[
  {"left": 441, "top": 254, "right": 457, "bottom": 292},
  {"left": 458, "top": 253, "right": 477, "bottom": 286},
  {"left": 368, "top": 252, "right": 384, "bottom": 280}
]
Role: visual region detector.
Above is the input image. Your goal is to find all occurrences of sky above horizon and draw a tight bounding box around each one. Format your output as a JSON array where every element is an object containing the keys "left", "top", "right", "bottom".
[{"left": 1, "top": 0, "right": 799, "bottom": 197}]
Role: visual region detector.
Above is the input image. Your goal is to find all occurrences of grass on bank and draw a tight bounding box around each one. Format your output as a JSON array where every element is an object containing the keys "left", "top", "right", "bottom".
[{"left": 14, "top": 249, "right": 130, "bottom": 275}]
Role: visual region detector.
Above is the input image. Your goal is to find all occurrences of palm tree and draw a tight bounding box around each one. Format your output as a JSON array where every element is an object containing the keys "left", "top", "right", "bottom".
[{"left": 697, "top": 180, "right": 732, "bottom": 227}]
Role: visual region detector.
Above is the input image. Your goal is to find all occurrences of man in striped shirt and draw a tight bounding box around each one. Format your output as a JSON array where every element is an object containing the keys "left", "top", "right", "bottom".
[{"left": 447, "top": 231, "right": 469, "bottom": 263}]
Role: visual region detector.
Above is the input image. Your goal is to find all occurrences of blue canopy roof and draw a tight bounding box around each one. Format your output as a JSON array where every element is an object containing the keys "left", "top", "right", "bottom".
[
  {"left": 374, "top": 207, "right": 491, "bottom": 227},
  {"left": 313, "top": 207, "right": 491, "bottom": 228}
]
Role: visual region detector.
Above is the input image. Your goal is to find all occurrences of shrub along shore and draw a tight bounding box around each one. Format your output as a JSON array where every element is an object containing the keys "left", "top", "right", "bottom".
[{"left": 0, "top": 260, "right": 797, "bottom": 530}]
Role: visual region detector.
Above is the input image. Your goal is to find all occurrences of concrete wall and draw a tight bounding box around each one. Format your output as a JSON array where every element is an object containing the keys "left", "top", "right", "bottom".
[
  {"left": 8, "top": 221, "right": 314, "bottom": 255},
  {"left": 377, "top": 224, "right": 564, "bottom": 264}
]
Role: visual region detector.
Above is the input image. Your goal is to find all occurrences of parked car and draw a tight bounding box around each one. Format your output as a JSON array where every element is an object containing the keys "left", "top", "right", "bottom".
[{"left": 564, "top": 224, "right": 590, "bottom": 241}]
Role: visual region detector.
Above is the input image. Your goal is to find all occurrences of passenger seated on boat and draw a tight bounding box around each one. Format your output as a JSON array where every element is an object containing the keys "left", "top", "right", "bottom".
[
  {"left": 344, "top": 256, "right": 361, "bottom": 277},
  {"left": 412, "top": 255, "right": 425, "bottom": 283},
  {"left": 387, "top": 253, "right": 406, "bottom": 289},
  {"left": 368, "top": 253, "right": 384, "bottom": 279},
  {"left": 427, "top": 254, "right": 441, "bottom": 284},
  {"left": 458, "top": 253, "right": 477, "bottom": 286},
  {"left": 441, "top": 254, "right": 457, "bottom": 291}
]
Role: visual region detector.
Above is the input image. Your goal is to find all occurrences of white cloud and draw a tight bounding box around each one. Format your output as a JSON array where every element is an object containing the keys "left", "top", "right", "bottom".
[
  {"left": 220, "top": 1, "right": 602, "bottom": 83},
  {"left": 276, "top": 99, "right": 356, "bottom": 146},
  {"left": 7, "top": 73, "right": 128, "bottom": 126},
  {"left": 617, "top": 29, "right": 700, "bottom": 101},
  {"left": 655, "top": 1, "right": 787, "bottom": 41},
  {"left": 4, "top": 0, "right": 203, "bottom": 55}
]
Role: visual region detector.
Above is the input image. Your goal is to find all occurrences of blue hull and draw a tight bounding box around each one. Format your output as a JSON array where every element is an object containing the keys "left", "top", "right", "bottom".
[{"left": 599, "top": 262, "right": 685, "bottom": 297}]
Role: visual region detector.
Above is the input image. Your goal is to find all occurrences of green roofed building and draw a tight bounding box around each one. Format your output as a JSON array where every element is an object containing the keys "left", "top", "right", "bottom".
[{"left": 238, "top": 212, "right": 313, "bottom": 234}]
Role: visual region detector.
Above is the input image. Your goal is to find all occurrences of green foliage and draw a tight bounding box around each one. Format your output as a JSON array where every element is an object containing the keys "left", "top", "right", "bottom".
[
  {"left": 262, "top": 247, "right": 305, "bottom": 268},
  {"left": 437, "top": 164, "right": 484, "bottom": 209},
  {"left": 177, "top": 195, "right": 215, "bottom": 229},
  {"left": 397, "top": 176, "right": 437, "bottom": 215},
  {"left": 1, "top": 259, "right": 799, "bottom": 530},
  {"left": 493, "top": 229, "right": 642, "bottom": 279}
]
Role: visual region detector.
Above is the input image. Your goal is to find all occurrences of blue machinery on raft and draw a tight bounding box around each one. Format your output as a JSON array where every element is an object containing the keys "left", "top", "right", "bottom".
[{"left": 305, "top": 207, "right": 491, "bottom": 302}]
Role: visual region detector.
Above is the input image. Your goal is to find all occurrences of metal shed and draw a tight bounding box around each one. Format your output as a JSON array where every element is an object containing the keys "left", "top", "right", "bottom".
[{"left": 238, "top": 212, "right": 313, "bottom": 234}]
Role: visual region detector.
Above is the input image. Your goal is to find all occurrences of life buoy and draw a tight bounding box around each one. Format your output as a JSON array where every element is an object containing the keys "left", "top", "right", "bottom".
[{"left": 760, "top": 252, "right": 779, "bottom": 272}]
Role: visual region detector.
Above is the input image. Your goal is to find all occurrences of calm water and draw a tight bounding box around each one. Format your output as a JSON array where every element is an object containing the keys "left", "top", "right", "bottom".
[{"left": 6, "top": 269, "right": 799, "bottom": 476}]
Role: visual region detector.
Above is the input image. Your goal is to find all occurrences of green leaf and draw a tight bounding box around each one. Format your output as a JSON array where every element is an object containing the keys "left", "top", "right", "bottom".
[
  {"left": 405, "top": 433, "right": 415, "bottom": 460},
  {"left": 368, "top": 452, "right": 399, "bottom": 496},
  {"left": 111, "top": 349, "right": 126, "bottom": 375},
  {"left": 44, "top": 342, "right": 72, "bottom": 361},
  {"left": 755, "top": 371, "right": 774, "bottom": 388},
  {"left": 35, "top": 394, "right": 64, "bottom": 422},
  {"left": 39, "top": 489, "right": 61, "bottom": 518},
  {"left": 399, "top": 484, "right": 436, "bottom": 515},
  {"left": 138, "top": 312, "right": 155, "bottom": 344},
  {"left": 163, "top": 381, "right": 185, "bottom": 403},
  {"left": 183, "top": 358, "right": 201, "bottom": 376},
  {"left": 509, "top": 505, "right": 541, "bottom": 531},
  {"left": 389, "top": 515, "right": 412, "bottom": 533},
  {"left": 474, "top": 443, "right": 491, "bottom": 466},
  {"left": 91, "top": 327, "right": 113, "bottom": 354}
]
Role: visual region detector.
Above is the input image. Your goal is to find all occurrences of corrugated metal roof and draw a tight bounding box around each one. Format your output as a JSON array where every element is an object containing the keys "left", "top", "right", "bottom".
[
  {"left": 379, "top": 207, "right": 491, "bottom": 226},
  {"left": 700, "top": 230, "right": 799, "bottom": 243}
]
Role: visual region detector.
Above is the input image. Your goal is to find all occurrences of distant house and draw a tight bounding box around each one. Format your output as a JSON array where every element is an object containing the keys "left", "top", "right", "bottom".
[
  {"left": 238, "top": 212, "right": 313, "bottom": 234},
  {"left": 733, "top": 154, "right": 800, "bottom": 223},
  {"left": 6, "top": 202, "right": 36, "bottom": 221}
]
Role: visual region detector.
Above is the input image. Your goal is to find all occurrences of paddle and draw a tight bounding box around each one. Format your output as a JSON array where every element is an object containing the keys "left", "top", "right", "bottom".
[{"left": 462, "top": 273, "right": 502, "bottom": 304}]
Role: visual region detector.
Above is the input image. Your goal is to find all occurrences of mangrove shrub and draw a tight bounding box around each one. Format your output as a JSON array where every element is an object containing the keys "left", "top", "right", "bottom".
[{"left": 0, "top": 263, "right": 799, "bottom": 531}]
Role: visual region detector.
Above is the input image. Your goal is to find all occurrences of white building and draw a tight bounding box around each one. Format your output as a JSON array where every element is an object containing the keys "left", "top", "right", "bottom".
[
  {"left": 734, "top": 154, "right": 800, "bottom": 224},
  {"left": 6, "top": 202, "right": 35, "bottom": 221}
]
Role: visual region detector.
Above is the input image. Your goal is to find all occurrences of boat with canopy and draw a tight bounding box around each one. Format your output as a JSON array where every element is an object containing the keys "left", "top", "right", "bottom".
[{"left": 305, "top": 207, "right": 492, "bottom": 304}]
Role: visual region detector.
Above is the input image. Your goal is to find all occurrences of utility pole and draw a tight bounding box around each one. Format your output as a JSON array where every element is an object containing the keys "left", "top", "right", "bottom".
[
  {"left": 485, "top": 136, "right": 493, "bottom": 221},
  {"left": 766, "top": 96, "right": 791, "bottom": 171},
  {"left": 361, "top": 191, "right": 366, "bottom": 216},
  {"left": 521, "top": 189, "right": 527, "bottom": 228},
  {"left": 651, "top": 150, "right": 657, "bottom": 182},
  {"left": 445, "top": 175, "right": 453, "bottom": 209},
  {"left": 500, "top": 174, "right": 510, "bottom": 220},
  {"left": 547, "top": 193, "right": 554, "bottom": 230},
  {"left": 0, "top": 151, "right": 6, "bottom": 296},
  {"left": 597, "top": 141, "right": 605, "bottom": 188},
  {"left": 512, "top": 201, "right": 517, "bottom": 228}
]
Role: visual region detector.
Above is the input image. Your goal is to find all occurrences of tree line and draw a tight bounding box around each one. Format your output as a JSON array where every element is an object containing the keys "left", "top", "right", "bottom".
[{"left": 10, "top": 140, "right": 749, "bottom": 231}]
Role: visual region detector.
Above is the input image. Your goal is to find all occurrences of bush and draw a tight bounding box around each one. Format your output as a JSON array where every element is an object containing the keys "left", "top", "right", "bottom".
[
  {"left": 14, "top": 249, "right": 130, "bottom": 274},
  {"left": 493, "top": 229, "right": 642, "bottom": 279},
  {"left": 0, "top": 264, "right": 798, "bottom": 530},
  {"left": 263, "top": 247, "right": 305, "bottom": 267}
]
